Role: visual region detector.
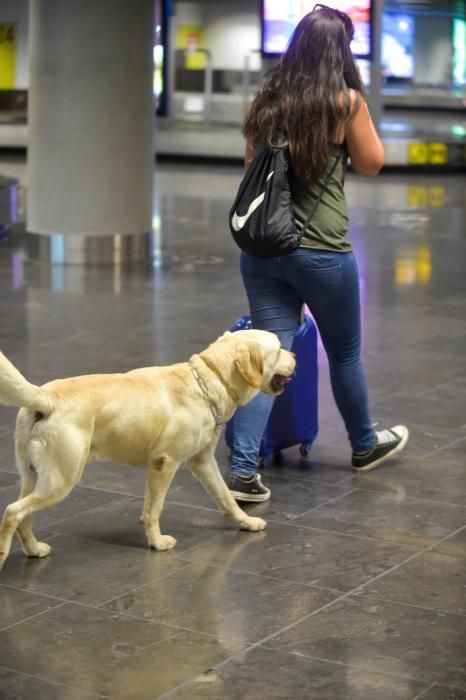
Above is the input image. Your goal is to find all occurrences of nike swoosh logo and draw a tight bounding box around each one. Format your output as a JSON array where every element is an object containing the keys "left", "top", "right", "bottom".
[{"left": 231, "top": 170, "right": 274, "bottom": 231}]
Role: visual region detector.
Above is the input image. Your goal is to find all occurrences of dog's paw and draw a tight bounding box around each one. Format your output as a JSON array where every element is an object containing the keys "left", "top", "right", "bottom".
[
  {"left": 241, "top": 516, "right": 267, "bottom": 532},
  {"left": 150, "top": 534, "right": 177, "bottom": 551},
  {"left": 27, "top": 542, "right": 52, "bottom": 558}
]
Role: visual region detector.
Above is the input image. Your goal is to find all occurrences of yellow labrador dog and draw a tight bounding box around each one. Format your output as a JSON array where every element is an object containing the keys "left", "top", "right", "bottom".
[{"left": 0, "top": 330, "right": 295, "bottom": 570}]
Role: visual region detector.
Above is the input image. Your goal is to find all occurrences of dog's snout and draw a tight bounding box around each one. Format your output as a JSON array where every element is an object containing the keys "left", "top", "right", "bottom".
[{"left": 283, "top": 349, "right": 296, "bottom": 374}]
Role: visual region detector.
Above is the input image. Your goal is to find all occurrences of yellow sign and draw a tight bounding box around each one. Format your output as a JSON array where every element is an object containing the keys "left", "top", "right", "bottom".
[
  {"left": 429, "top": 143, "right": 448, "bottom": 164},
  {"left": 408, "top": 142, "right": 448, "bottom": 165},
  {"left": 0, "top": 24, "right": 16, "bottom": 88},
  {"left": 176, "top": 25, "right": 206, "bottom": 69}
]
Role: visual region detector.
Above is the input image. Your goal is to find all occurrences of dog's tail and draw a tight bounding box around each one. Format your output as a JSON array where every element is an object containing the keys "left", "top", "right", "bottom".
[{"left": 0, "top": 351, "right": 52, "bottom": 413}]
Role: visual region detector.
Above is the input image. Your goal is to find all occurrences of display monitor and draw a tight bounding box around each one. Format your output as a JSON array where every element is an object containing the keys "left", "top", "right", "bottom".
[
  {"left": 381, "top": 13, "right": 414, "bottom": 80},
  {"left": 452, "top": 18, "right": 466, "bottom": 86},
  {"left": 261, "top": 0, "right": 372, "bottom": 58},
  {"left": 154, "top": 0, "right": 168, "bottom": 116}
]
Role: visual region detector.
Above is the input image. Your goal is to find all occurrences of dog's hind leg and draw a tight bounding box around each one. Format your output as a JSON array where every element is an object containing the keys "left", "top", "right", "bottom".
[
  {"left": 8, "top": 409, "right": 44, "bottom": 558},
  {"left": 142, "top": 454, "right": 180, "bottom": 551},
  {"left": 0, "top": 424, "right": 91, "bottom": 570},
  {"left": 0, "top": 491, "right": 57, "bottom": 568},
  {"left": 13, "top": 432, "right": 43, "bottom": 558},
  {"left": 189, "top": 447, "right": 267, "bottom": 532}
]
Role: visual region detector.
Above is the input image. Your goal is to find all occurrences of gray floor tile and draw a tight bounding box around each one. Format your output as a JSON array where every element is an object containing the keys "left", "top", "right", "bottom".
[
  {"left": 268, "top": 594, "right": 466, "bottom": 690},
  {"left": 0, "top": 667, "right": 109, "bottom": 700},
  {"left": 293, "top": 489, "right": 466, "bottom": 547},
  {"left": 0, "top": 584, "right": 63, "bottom": 630},
  {"left": 80, "top": 459, "right": 205, "bottom": 499},
  {"left": 0, "top": 483, "right": 134, "bottom": 529},
  {"left": 364, "top": 362, "right": 465, "bottom": 400},
  {"left": 432, "top": 528, "right": 466, "bottom": 559},
  {"left": 0, "top": 445, "right": 16, "bottom": 472},
  {"left": 49, "top": 498, "right": 245, "bottom": 554},
  {"left": 0, "top": 603, "right": 244, "bottom": 700},
  {"left": 181, "top": 520, "right": 420, "bottom": 591},
  {"left": 0, "top": 534, "right": 191, "bottom": 606},
  {"left": 79, "top": 460, "right": 149, "bottom": 497},
  {"left": 0, "top": 470, "right": 19, "bottom": 490},
  {"left": 351, "top": 457, "right": 466, "bottom": 506},
  {"left": 104, "top": 562, "right": 335, "bottom": 644},
  {"left": 364, "top": 551, "right": 466, "bottom": 616},
  {"left": 168, "top": 470, "right": 354, "bottom": 521},
  {"left": 259, "top": 444, "right": 351, "bottom": 482},
  {"left": 169, "top": 646, "right": 428, "bottom": 699},
  {"left": 0, "top": 411, "right": 16, "bottom": 437},
  {"left": 423, "top": 438, "right": 466, "bottom": 468},
  {"left": 414, "top": 685, "right": 466, "bottom": 699},
  {"left": 371, "top": 384, "right": 466, "bottom": 431}
]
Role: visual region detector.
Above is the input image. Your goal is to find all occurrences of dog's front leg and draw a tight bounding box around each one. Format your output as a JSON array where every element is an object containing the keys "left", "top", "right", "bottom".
[
  {"left": 143, "top": 455, "right": 179, "bottom": 551},
  {"left": 189, "top": 449, "right": 267, "bottom": 532}
]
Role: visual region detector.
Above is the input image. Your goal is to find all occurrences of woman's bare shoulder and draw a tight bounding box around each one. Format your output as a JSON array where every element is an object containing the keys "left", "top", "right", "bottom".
[
  {"left": 335, "top": 89, "right": 362, "bottom": 143},
  {"left": 347, "top": 89, "right": 364, "bottom": 118}
]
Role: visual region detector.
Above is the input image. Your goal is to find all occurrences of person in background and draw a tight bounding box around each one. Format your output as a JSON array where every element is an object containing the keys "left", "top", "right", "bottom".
[{"left": 227, "top": 4, "right": 409, "bottom": 503}]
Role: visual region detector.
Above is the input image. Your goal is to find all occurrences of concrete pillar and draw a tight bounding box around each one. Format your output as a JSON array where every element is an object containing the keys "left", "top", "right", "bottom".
[{"left": 27, "top": 0, "right": 154, "bottom": 263}]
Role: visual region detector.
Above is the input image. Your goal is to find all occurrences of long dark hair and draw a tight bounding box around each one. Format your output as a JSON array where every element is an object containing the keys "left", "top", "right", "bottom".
[{"left": 243, "top": 5, "right": 365, "bottom": 183}]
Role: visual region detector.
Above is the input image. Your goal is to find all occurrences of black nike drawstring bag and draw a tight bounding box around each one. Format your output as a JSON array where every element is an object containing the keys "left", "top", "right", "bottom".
[{"left": 229, "top": 136, "right": 340, "bottom": 259}]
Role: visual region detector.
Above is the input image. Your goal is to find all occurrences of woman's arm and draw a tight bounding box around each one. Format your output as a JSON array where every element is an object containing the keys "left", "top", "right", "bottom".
[{"left": 345, "top": 90, "right": 385, "bottom": 176}]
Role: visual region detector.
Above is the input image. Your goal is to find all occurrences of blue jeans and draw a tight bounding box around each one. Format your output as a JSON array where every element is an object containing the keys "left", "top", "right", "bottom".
[{"left": 230, "top": 249, "right": 375, "bottom": 477}]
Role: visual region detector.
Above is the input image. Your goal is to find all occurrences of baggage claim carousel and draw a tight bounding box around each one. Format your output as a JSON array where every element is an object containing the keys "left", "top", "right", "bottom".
[
  {"left": 154, "top": 87, "right": 466, "bottom": 168},
  {"left": 1, "top": 90, "right": 465, "bottom": 170},
  {"left": 155, "top": 111, "right": 466, "bottom": 169}
]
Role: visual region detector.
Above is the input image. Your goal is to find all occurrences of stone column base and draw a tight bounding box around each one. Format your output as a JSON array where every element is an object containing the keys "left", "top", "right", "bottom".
[{"left": 24, "top": 231, "right": 154, "bottom": 265}]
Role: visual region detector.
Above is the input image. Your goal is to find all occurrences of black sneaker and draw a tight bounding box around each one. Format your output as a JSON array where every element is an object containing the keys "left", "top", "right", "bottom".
[
  {"left": 228, "top": 474, "right": 271, "bottom": 503},
  {"left": 352, "top": 425, "right": 409, "bottom": 472}
]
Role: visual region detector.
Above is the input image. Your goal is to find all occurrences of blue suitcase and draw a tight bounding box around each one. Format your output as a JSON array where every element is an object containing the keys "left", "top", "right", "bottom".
[{"left": 225, "top": 314, "right": 318, "bottom": 463}]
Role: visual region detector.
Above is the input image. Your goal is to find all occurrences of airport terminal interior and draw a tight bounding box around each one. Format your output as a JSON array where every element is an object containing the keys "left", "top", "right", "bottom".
[{"left": 1, "top": 0, "right": 466, "bottom": 699}]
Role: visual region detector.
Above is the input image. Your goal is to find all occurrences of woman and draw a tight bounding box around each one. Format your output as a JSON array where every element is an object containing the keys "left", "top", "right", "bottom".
[{"left": 227, "top": 5, "right": 409, "bottom": 503}]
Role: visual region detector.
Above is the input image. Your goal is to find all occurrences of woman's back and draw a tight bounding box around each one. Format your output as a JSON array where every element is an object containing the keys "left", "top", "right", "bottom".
[{"left": 290, "top": 145, "right": 350, "bottom": 252}]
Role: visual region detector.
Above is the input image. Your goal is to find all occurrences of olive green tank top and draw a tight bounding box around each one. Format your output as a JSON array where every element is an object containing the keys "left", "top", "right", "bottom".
[{"left": 290, "top": 146, "right": 351, "bottom": 253}]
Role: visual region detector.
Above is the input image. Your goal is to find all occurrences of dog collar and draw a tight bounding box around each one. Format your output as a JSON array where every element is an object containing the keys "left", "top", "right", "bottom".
[
  {"left": 197, "top": 355, "right": 240, "bottom": 404},
  {"left": 188, "top": 359, "right": 226, "bottom": 432}
]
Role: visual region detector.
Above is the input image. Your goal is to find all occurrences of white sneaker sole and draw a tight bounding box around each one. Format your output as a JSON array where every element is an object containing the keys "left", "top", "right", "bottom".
[
  {"left": 353, "top": 426, "right": 409, "bottom": 472},
  {"left": 229, "top": 489, "right": 271, "bottom": 503}
]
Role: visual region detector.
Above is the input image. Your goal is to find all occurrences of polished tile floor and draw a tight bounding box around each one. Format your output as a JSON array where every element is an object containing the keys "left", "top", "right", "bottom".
[{"left": 0, "top": 156, "right": 465, "bottom": 699}]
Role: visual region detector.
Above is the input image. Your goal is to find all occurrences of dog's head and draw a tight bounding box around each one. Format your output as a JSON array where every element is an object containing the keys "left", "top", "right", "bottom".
[{"left": 202, "top": 329, "right": 296, "bottom": 404}]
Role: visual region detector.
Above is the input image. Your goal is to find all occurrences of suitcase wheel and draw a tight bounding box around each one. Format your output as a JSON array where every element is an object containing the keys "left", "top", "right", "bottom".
[{"left": 299, "top": 443, "right": 311, "bottom": 458}]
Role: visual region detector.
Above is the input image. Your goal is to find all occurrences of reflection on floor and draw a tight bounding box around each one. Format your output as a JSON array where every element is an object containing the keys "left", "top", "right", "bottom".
[{"left": 0, "top": 158, "right": 465, "bottom": 699}]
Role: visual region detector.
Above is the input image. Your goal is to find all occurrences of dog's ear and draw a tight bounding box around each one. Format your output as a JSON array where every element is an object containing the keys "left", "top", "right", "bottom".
[
  {"left": 215, "top": 331, "right": 233, "bottom": 343},
  {"left": 234, "top": 344, "right": 264, "bottom": 388}
]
